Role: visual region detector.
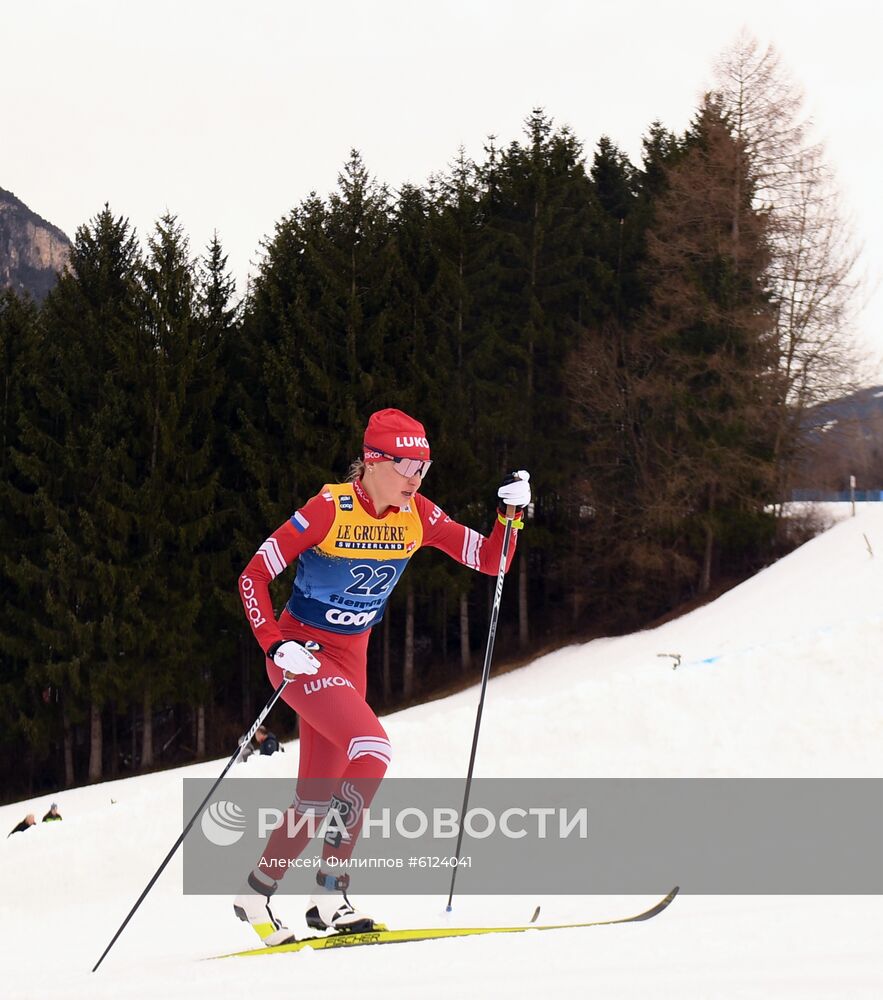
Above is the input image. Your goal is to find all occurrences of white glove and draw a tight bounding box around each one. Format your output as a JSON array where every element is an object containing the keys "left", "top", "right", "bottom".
[
  {"left": 268, "top": 640, "right": 321, "bottom": 677},
  {"left": 497, "top": 470, "right": 531, "bottom": 511}
]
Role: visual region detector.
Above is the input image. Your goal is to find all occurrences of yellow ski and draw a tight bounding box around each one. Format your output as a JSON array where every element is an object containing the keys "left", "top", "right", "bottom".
[{"left": 214, "top": 886, "right": 679, "bottom": 958}]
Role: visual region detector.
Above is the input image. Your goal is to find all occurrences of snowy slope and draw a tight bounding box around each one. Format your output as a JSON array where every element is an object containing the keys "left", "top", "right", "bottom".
[{"left": 2, "top": 506, "right": 882, "bottom": 999}]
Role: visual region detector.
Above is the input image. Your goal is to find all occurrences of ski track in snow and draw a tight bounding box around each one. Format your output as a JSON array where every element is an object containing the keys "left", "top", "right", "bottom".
[{"left": 2, "top": 503, "right": 882, "bottom": 998}]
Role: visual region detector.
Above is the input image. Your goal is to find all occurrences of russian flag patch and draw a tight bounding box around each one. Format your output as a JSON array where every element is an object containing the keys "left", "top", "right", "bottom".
[{"left": 291, "top": 511, "right": 310, "bottom": 533}]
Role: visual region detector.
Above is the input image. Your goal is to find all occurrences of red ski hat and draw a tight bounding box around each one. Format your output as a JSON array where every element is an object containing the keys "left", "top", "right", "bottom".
[{"left": 363, "top": 409, "right": 431, "bottom": 462}]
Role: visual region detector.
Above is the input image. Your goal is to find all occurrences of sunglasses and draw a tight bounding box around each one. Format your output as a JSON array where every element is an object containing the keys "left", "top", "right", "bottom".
[{"left": 365, "top": 445, "right": 432, "bottom": 479}]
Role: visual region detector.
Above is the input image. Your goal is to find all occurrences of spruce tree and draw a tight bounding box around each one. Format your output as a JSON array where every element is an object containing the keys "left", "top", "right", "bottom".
[
  {"left": 135, "top": 213, "right": 220, "bottom": 766},
  {"left": 471, "top": 112, "right": 595, "bottom": 641},
  {"left": 193, "top": 231, "right": 240, "bottom": 754},
  {"left": 240, "top": 150, "right": 392, "bottom": 519},
  {"left": 13, "top": 206, "right": 144, "bottom": 782},
  {"left": 0, "top": 289, "right": 50, "bottom": 791},
  {"left": 424, "top": 152, "right": 487, "bottom": 671}
]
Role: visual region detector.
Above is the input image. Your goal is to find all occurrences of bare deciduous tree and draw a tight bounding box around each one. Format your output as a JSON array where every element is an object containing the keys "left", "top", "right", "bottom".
[
  {"left": 712, "top": 32, "right": 864, "bottom": 495},
  {"left": 570, "top": 102, "right": 778, "bottom": 603}
]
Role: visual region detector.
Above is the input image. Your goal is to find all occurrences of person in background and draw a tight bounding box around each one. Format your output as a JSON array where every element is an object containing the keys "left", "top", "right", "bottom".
[
  {"left": 232, "top": 407, "right": 531, "bottom": 946},
  {"left": 239, "top": 725, "right": 282, "bottom": 762},
  {"left": 42, "top": 803, "right": 62, "bottom": 822},
  {"left": 7, "top": 814, "right": 36, "bottom": 837}
]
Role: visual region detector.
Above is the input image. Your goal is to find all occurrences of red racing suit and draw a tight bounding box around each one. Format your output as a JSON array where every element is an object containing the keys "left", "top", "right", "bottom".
[{"left": 238, "top": 477, "right": 519, "bottom": 879}]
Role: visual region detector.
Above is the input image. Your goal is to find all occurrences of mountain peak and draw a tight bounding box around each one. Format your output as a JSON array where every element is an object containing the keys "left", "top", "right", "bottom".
[{"left": 0, "top": 187, "right": 71, "bottom": 300}]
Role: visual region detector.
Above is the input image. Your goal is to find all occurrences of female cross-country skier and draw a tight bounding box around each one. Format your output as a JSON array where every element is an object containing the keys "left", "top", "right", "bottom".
[{"left": 232, "top": 408, "right": 531, "bottom": 945}]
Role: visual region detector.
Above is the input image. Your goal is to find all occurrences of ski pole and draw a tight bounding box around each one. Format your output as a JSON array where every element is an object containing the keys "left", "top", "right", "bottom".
[
  {"left": 446, "top": 505, "right": 517, "bottom": 911},
  {"left": 92, "top": 678, "right": 290, "bottom": 972}
]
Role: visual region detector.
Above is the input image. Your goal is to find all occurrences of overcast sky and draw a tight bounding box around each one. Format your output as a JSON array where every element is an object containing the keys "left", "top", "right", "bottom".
[{"left": 5, "top": 0, "right": 882, "bottom": 379}]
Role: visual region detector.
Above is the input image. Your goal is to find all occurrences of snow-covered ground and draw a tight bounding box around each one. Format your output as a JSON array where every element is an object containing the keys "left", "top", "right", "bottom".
[{"left": 3, "top": 505, "right": 882, "bottom": 998}]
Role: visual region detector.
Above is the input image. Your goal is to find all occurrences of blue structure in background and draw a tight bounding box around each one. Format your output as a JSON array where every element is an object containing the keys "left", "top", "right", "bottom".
[{"left": 790, "top": 489, "right": 883, "bottom": 502}]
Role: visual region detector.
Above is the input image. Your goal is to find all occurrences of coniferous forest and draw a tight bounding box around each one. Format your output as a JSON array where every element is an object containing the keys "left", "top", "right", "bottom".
[{"left": 0, "top": 39, "right": 861, "bottom": 799}]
